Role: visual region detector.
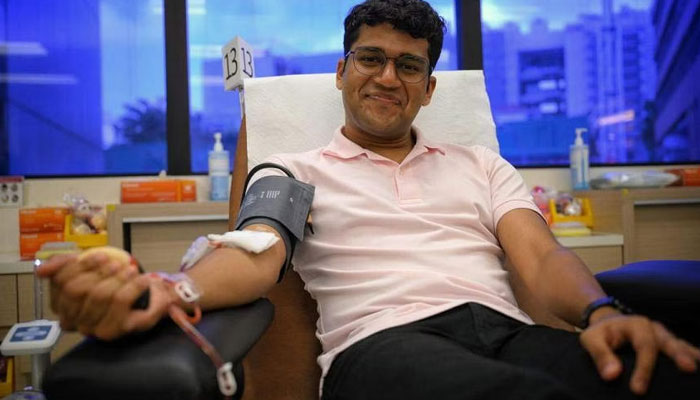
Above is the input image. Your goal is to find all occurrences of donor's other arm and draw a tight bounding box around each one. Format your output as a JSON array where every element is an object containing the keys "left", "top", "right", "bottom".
[{"left": 498, "top": 208, "right": 700, "bottom": 395}]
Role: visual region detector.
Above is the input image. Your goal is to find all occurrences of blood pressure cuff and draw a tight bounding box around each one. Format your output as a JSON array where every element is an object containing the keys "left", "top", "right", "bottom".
[{"left": 235, "top": 173, "right": 314, "bottom": 282}]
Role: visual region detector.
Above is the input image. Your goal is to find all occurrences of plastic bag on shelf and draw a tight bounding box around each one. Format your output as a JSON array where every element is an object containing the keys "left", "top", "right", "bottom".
[{"left": 589, "top": 171, "right": 679, "bottom": 189}]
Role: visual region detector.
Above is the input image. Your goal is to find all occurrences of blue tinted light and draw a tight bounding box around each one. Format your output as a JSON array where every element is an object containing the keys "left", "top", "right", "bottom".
[
  {"left": 1, "top": 0, "right": 166, "bottom": 176},
  {"left": 482, "top": 0, "right": 700, "bottom": 166}
]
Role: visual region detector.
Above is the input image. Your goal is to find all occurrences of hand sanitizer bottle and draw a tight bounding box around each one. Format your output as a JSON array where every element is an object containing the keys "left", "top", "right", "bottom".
[
  {"left": 209, "top": 132, "right": 230, "bottom": 201},
  {"left": 570, "top": 128, "right": 589, "bottom": 190}
]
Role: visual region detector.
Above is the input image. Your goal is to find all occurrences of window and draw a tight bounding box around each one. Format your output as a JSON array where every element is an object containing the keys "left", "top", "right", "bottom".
[
  {"left": 186, "top": 0, "right": 458, "bottom": 173},
  {"left": 2, "top": 0, "right": 457, "bottom": 177},
  {"left": 481, "top": 0, "right": 700, "bottom": 166},
  {"left": 12, "top": 1, "right": 694, "bottom": 176},
  {"left": 0, "top": 0, "right": 166, "bottom": 176}
]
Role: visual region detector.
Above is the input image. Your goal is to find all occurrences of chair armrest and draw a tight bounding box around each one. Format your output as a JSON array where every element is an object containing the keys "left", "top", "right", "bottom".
[
  {"left": 42, "top": 298, "right": 274, "bottom": 400},
  {"left": 595, "top": 260, "right": 700, "bottom": 345}
]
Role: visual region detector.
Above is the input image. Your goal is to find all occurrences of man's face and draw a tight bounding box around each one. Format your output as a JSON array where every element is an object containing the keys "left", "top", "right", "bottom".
[{"left": 336, "top": 23, "right": 437, "bottom": 141}]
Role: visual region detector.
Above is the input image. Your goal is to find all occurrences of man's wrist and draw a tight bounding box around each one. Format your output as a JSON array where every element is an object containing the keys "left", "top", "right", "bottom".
[
  {"left": 580, "top": 296, "right": 633, "bottom": 328},
  {"left": 587, "top": 305, "right": 622, "bottom": 326}
]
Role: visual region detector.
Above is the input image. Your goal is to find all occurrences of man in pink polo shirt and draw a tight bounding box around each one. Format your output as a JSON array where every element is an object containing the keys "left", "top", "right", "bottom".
[{"left": 40, "top": 0, "right": 699, "bottom": 399}]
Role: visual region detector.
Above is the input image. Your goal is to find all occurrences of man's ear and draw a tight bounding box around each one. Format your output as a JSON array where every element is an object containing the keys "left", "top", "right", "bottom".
[
  {"left": 336, "top": 58, "right": 345, "bottom": 90},
  {"left": 421, "top": 75, "right": 437, "bottom": 106}
]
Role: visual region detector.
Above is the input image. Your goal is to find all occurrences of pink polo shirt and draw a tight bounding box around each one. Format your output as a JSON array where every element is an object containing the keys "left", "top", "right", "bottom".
[{"left": 258, "top": 127, "right": 541, "bottom": 390}]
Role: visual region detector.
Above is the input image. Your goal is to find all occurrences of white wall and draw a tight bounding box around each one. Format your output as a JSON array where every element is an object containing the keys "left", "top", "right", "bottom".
[{"left": 1, "top": 165, "right": 696, "bottom": 256}]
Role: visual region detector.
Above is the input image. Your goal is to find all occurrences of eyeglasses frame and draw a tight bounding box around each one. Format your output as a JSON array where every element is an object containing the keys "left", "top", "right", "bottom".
[{"left": 344, "top": 46, "right": 433, "bottom": 84}]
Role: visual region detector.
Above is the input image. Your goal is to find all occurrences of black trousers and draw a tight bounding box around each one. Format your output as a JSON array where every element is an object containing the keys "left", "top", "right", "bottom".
[{"left": 322, "top": 302, "right": 700, "bottom": 400}]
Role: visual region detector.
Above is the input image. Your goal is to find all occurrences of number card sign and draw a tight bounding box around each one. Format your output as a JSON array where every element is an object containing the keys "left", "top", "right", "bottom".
[{"left": 221, "top": 36, "right": 255, "bottom": 91}]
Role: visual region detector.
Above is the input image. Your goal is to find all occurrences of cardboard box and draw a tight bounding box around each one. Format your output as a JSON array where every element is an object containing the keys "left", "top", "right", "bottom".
[
  {"left": 180, "top": 180, "right": 197, "bottom": 202},
  {"left": 666, "top": 168, "right": 700, "bottom": 186},
  {"left": 19, "top": 207, "right": 69, "bottom": 233},
  {"left": 121, "top": 179, "right": 197, "bottom": 203},
  {"left": 19, "top": 231, "right": 64, "bottom": 260}
]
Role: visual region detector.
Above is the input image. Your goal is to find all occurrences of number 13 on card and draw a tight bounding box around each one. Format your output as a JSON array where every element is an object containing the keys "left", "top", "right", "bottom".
[{"left": 221, "top": 36, "right": 255, "bottom": 91}]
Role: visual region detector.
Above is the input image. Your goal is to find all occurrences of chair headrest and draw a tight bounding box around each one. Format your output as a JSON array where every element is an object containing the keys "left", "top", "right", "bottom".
[{"left": 244, "top": 70, "right": 498, "bottom": 167}]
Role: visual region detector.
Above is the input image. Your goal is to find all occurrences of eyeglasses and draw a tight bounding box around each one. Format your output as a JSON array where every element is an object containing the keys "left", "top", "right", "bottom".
[{"left": 345, "top": 46, "right": 431, "bottom": 83}]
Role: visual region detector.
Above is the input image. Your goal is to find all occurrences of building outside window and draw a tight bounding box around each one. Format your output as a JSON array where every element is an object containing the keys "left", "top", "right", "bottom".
[
  {"left": 0, "top": 0, "right": 167, "bottom": 176},
  {"left": 4, "top": 1, "right": 696, "bottom": 177},
  {"left": 481, "top": 0, "right": 699, "bottom": 166}
]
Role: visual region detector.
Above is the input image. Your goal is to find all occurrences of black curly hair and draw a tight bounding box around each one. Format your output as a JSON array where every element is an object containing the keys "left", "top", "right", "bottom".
[{"left": 343, "top": 0, "right": 446, "bottom": 72}]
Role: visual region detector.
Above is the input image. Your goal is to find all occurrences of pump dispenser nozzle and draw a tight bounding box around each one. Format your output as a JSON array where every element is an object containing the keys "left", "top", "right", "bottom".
[
  {"left": 574, "top": 128, "right": 587, "bottom": 146},
  {"left": 213, "top": 132, "right": 224, "bottom": 152}
]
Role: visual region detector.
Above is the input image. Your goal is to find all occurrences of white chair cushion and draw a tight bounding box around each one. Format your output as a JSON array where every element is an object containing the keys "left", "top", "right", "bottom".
[{"left": 243, "top": 70, "right": 498, "bottom": 168}]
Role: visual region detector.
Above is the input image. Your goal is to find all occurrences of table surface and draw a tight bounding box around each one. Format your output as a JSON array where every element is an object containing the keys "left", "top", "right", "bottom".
[{"left": 0, "top": 253, "right": 33, "bottom": 274}]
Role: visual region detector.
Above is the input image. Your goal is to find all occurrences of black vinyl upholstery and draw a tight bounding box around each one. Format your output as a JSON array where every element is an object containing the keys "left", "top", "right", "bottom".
[
  {"left": 596, "top": 260, "right": 700, "bottom": 345},
  {"left": 42, "top": 298, "right": 273, "bottom": 400}
]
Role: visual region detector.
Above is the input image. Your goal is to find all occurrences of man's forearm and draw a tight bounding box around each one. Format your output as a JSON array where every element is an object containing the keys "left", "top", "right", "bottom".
[
  {"left": 184, "top": 225, "right": 286, "bottom": 311},
  {"left": 533, "top": 247, "right": 610, "bottom": 327},
  {"left": 498, "top": 209, "right": 615, "bottom": 328}
]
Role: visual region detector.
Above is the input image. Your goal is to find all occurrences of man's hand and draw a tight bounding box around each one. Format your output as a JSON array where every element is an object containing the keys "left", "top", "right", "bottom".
[
  {"left": 580, "top": 310, "right": 700, "bottom": 395},
  {"left": 37, "top": 252, "right": 175, "bottom": 340}
]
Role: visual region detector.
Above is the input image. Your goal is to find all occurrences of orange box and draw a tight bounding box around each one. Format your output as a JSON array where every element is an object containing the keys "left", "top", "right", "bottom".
[
  {"left": 180, "top": 180, "right": 197, "bottom": 202},
  {"left": 121, "top": 179, "right": 197, "bottom": 203},
  {"left": 666, "top": 168, "right": 700, "bottom": 186},
  {"left": 19, "top": 231, "right": 64, "bottom": 260},
  {"left": 19, "top": 207, "right": 69, "bottom": 233}
]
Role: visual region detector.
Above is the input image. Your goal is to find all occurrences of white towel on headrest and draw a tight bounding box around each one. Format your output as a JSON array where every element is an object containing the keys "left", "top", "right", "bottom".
[{"left": 244, "top": 70, "right": 498, "bottom": 168}]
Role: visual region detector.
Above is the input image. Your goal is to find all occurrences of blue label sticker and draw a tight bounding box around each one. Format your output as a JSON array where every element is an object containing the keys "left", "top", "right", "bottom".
[{"left": 10, "top": 326, "right": 51, "bottom": 342}]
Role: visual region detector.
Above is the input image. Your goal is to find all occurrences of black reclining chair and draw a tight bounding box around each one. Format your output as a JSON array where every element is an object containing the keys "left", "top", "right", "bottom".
[{"left": 43, "top": 301, "right": 272, "bottom": 400}]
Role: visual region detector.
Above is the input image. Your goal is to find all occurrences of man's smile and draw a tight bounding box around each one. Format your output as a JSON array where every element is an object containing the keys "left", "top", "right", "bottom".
[{"left": 365, "top": 93, "right": 402, "bottom": 106}]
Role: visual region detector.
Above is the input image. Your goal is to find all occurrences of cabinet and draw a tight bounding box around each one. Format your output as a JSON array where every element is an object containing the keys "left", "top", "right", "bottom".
[
  {"left": 556, "top": 234, "right": 624, "bottom": 274},
  {"left": 0, "top": 276, "right": 17, "bottom": 328},
  {"left": 575, "top": 187, "right": 700, "bottom": 263},
  {"left": 107, "top": 202, "right": 230, "bottom": 272}
]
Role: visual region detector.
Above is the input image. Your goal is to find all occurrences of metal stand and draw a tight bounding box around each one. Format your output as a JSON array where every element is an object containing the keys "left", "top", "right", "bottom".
[
  {"left": 30, "top": 353, "right": 50, "bottom": 390},
  {"left": 0, "top": 243, "right": 74, "bottom": 394},
  {"left": 30, "top": 259, "right": 49, "bottom": 390}
]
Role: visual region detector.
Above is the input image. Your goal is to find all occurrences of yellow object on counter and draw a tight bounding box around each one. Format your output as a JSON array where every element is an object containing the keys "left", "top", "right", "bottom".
[
  {"left": 0, "top": 356, "right": 14, "bottom": 397},
  {"left": 64, "top": 215, "right": 108, "bottom": 249},
  {"left": 548, "top": 197, "right": 594, "bottom": 228}
]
